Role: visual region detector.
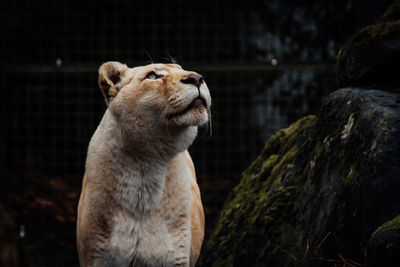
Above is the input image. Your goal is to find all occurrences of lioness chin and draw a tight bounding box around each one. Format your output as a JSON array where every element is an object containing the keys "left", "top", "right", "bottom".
[{"left": 76, "top": 62, "right": 211, "bottom": 267}]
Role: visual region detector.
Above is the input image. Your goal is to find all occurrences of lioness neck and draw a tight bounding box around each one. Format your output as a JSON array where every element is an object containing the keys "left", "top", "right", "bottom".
[{"left": 87, "top": 110, "right": 197, "bottom": 217}]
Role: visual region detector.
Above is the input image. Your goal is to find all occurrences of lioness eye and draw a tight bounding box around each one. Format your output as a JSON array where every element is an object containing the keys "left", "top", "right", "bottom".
[{"left": 145, "top": 72, "right": 159, "bottom": 80}]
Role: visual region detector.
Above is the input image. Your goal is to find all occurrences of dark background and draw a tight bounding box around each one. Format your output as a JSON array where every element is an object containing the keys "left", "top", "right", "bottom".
[{"left": 0, "top": 0, "right": 392, "bottom": 266}]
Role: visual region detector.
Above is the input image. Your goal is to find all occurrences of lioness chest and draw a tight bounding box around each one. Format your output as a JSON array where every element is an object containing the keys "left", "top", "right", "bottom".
[{"left": 104, "top": 152, "right": 193, "bottom": 266}]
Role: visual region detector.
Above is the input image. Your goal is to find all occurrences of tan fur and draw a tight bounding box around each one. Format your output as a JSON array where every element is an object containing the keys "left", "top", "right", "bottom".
[{"left": 77, "top": 62, "right": 210, "bottom": 267}]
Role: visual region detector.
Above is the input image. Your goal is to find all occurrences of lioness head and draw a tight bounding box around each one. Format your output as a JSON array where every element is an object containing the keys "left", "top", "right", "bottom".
[{"left": 98, "top": 62, "right": 211, "bottom": 132}]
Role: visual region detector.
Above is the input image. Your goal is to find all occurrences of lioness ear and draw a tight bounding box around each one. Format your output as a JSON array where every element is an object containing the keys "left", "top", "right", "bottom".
[{"left": 98, "top": 61, "right": 128, "bottom": 104}]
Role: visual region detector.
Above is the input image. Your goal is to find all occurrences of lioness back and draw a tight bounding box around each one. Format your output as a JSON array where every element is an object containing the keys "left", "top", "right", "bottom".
[{"left": 77, "top": 62, "right": 211, "bottom": 267}]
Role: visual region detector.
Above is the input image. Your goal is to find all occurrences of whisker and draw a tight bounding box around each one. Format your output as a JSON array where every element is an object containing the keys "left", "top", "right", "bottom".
[
  {"left": 142, "top": 47, "right": 154, "bottom": 64},
  {"left": 166, "top": 52, "right": 177, "bottom": 64},
  {"left": 198, "top": 108, "right": 213, "bottom": 141},
  {"left": 207, "top": 110, "right": 213, "bottom": 138}
]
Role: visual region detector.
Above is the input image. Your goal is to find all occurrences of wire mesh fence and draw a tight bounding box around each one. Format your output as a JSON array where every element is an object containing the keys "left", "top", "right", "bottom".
[{"left": 1, "top": 0, "right": 391, "bottom": 265}]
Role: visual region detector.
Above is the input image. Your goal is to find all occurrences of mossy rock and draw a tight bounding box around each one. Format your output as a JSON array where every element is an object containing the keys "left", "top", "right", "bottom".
[
  {"left": 336, "top": 0, "right": 400, "bottom": 90},
  {"left": 366, "top": 215, "right": 400, "bottom": 266},
  {"left": 199, "top": 88, "right": 400, "bottom": 266},
  {"left": 200, "top": 115, "right": 316, "bottom": 267}
]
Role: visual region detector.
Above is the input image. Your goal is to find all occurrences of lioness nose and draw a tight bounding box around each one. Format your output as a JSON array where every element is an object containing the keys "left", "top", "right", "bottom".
[{"left": 180, "top": 74, "right": 204, "bottom": 89}]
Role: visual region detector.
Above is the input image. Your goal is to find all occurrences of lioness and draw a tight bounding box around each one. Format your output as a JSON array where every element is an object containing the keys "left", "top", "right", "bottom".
[{"left": 77, "top": 62, "right": 211, "bottom": 267}]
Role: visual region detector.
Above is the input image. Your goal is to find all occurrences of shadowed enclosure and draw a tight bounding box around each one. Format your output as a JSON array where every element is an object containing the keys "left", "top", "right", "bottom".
[{"left": 0, "top": 0, "right": 392, "bottom": 265}]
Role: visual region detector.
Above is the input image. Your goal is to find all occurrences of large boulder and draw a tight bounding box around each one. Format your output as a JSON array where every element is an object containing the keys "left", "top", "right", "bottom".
[
  {"left": 337, "top": 0, "right": 400, "bottom": 90},
  {"left": 366, "top": 215, "right": 400, "bottom": 266},
  {"left": 199, "top": 88, "right": 400, "bottom": 266}
]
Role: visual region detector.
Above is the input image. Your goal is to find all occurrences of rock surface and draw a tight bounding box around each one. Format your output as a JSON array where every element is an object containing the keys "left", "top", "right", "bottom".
[
  {"left": 337, "top": 0, "right": 400, "bottom": 90},
  {"left": 198, "top": 88, "right": 400, "bottom": 266},
  {"left": 366, "top": 215, "right": 400, "bottom": 267}
]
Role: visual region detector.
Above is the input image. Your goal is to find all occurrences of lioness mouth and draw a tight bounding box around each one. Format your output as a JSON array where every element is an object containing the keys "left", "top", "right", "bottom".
[{"left": 168, "top": 97, "right": 207, "bottom": 120}]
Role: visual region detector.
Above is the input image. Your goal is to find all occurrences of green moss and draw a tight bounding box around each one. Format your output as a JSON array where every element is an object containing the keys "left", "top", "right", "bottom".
[
  {"left": 270, "top": 146, "right": 297, "bottom": 181},
  {"left": 279, "top": 116, "right": 315, "bottom": 152},
  {"left": 337, "top": 21, "right": 400, "bottom": 62},
  {"left": 344, "top": 168, "right": 359, "bottom": 184},
  {"left": 357, "top": 21, "right": 399, "bottom": 47},
  {"left": 367, "top": 215, "right": 400, "bottom": 266},
  {"left": 260, "top": 154, "right": 279, "bottom": 175},
  {"left": 377, "top": 0, "right": 400, "bottom": 23},
  {"left": 371, "top": 215, "right": 400, "bottom": 238},
  {"left": 337, "top": 18, "right": 400, "bottom": 87}
]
